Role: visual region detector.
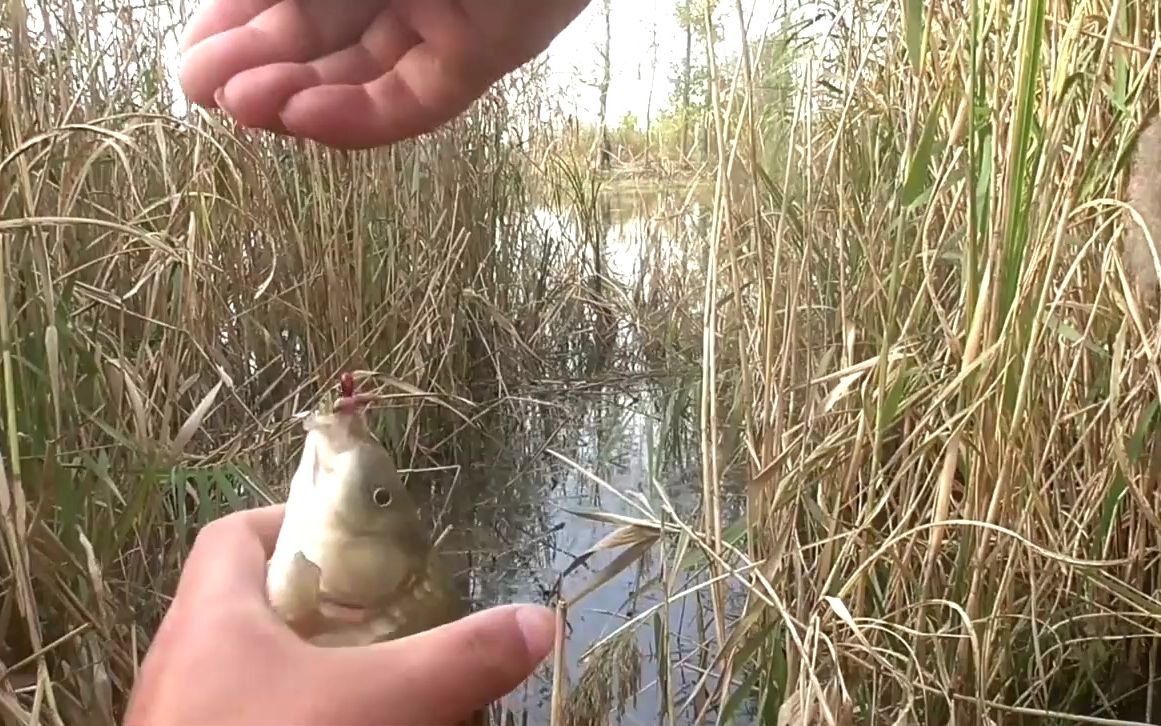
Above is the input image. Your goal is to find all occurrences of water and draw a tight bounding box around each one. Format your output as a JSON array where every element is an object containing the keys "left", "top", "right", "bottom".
[
  {"left": 413, "top": 185, "right": 756, "bottom": 724},
  {"left": 427, "top": 390, "right": 751, "bottom": 725}
]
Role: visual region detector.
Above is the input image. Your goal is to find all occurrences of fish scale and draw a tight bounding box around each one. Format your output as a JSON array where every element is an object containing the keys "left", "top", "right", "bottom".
[{"left": 265, "top": 375, "right": 488, "bottom": 726}]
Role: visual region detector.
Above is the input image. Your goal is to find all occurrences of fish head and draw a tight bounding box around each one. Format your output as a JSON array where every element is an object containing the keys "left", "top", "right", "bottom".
[
  {"left": 302, "top": 405, "right": 434, "bottom": 604},
  {"left": 322, "top": 443, "right": 427, "bottom": 545}
]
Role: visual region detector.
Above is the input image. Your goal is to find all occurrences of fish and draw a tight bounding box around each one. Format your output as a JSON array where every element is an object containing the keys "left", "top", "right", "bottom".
[{"left": 265, "top": 373, "right": 487, "bottom": 725}]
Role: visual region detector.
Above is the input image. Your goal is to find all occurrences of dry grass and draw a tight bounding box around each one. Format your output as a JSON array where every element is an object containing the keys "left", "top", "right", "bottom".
[
  {"left": 4, "top": 0, "right": 1161, "bottom": 724},
  {"left": 552, "top": 0, "right": 1161, "bottom": 724}
]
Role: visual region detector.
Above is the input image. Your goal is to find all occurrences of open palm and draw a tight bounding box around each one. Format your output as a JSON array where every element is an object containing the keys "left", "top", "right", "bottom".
[{"left": 179, "top": 0, "right": 589, "bottom": 149}]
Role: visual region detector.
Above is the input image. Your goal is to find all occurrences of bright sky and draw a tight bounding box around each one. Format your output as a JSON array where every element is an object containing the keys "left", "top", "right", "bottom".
[{"left": 541, "top": 0, "right": 781, "bottom": 129}]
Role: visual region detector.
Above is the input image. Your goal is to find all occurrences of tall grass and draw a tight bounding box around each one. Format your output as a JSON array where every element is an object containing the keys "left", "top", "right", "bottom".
[
  {"left": 4, "top": 0, "right": 1161, "bottom": 724},
  {"left": 644, "top": 0, "right": 1161, "bottom": 723}
]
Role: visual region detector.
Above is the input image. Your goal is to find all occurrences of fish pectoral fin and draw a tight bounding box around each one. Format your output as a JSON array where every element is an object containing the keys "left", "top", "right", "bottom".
[
  {"left": 291, "top": 550, "right": 322, "bottom": 581},
  {"left": 274, "top": 551, "right": 323, "bottom": 623}
]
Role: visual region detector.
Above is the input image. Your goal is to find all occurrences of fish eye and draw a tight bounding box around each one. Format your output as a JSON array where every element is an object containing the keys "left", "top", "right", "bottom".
[{"left": 372, "top": 487, "right": 392, "bottom": 508}]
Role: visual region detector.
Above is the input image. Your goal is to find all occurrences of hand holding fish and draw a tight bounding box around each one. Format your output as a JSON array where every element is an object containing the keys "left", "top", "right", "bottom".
[{"left": 122, "top": 504, "right": 555, "bottom": 726}]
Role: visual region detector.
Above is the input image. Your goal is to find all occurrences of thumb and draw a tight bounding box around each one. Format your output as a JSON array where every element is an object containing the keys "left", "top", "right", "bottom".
[{"left": 316, "top": 604, "right": 556, "bottom": 725}]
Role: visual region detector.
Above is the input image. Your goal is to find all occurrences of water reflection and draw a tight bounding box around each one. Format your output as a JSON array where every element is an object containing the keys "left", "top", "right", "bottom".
[
  {"left": 408, "top": 180, "right": 747, "bottom": 720},
  {"left": 426, "top": 184, "right": 757, "bottom": 725},
  {"left": 411, "top": 386, "right": 751, "bottom": 725}
]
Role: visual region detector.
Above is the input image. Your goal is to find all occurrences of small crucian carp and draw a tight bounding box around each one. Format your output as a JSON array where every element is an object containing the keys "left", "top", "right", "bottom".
[{"left": 265, "top": 372, "right": 487, "bottom": 726}]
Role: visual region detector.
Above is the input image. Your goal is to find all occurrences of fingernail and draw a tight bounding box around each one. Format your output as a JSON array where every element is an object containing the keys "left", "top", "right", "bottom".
[
  {"left": 213, "top": 87, "right": 227, "bottom": 110},
  {"left": 514, "top": 605, "right": 555, "bottom": 657}
]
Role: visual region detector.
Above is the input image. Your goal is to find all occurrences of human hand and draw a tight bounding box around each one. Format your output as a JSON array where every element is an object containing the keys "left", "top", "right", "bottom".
[
  {"left": 122, "top": 505, "right": 555, "bottom": 726},
  {"left": 177, "top": 0, "right": 591, "bottom": 149}
]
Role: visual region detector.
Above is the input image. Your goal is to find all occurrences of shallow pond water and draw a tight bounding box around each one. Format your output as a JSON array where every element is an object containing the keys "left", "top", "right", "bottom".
[
  {"left": 404, "top": 183, "right": 759, "bottom": 724},
  {"left": 427, "top": 391, "right": 753, "bottom": 725}
]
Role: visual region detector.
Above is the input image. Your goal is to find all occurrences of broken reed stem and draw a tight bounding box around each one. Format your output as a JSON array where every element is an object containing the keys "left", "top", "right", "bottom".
[{"left": 550, "top": 599, "right": 568, "bottom": 726}]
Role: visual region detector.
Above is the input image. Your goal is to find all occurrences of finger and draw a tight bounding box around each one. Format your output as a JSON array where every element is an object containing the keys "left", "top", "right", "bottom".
[
  {"left": 214, "top": 62, "right": 321, "bottom": 131},
  {"left": 177, "top": 505, "right": 287, "bottom": 602},
  {"left": 179, "top": 0, "right": 280, "bottom": 52},
  {"left": 313, "top": 604, "right": 555, "bottom": 724},
  {"left": 178, "top": 0, "right": 382, "bottom": 107},
  {"left": 278, "top": 45, "right": 487, "bottom": 149},
  {"left": 394, "top": 0, "right": 477, "bottom": 61},
  {"left": 216, "top": 13, "right": 419, "bottom": 130},
  {"left": 234, "top": 504, "right": 287, "bottom": 552},
  {"left": 178, "top": 0, "right": 281, "bottom": 110}
]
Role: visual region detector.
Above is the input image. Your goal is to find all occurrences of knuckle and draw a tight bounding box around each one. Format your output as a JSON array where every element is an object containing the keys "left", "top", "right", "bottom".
[
  {"left": 193, "top": 516, "right": 227, "bottom": 545},
  {"left": 191, "top": 510, "right": 242, "bottom": 550}
]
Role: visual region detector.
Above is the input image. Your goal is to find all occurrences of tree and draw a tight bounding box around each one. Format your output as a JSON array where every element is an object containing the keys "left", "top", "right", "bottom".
[
  {"left": 643, "top": 0, "right": 660, "bottom": 163},
  {"left": 591, "top": 0, "right": 613, "bottom": 170},
  {"left": 669, "top": 0, "right": 723, "bottom": 163},
  {"left": 677, "top": 0, "right": 693, "bottom": 157}
]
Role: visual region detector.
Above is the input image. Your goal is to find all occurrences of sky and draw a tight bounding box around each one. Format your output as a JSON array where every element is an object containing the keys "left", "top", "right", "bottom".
[{"left": 539, "top": 0, "right": 782, "bottom": 129}]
